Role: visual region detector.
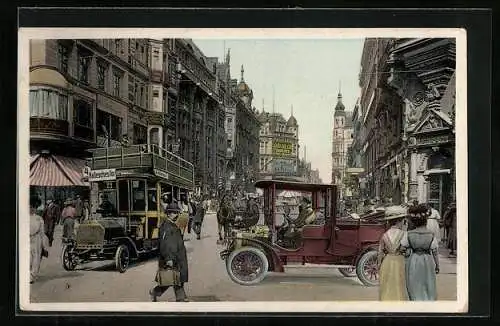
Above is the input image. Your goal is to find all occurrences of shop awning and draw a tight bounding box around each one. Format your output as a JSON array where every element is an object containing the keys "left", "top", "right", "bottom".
[{"left": 30, "top": 154, "right": 89, "bottom": 187}]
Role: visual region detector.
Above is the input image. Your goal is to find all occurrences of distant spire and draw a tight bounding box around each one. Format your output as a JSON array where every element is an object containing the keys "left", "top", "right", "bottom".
[
  {"left": 226, "top": 48, "right": 231, "bottom": 65},
  {"left": 262, "top": 98, "right": 265, "bottom": 112},
  {"left": 240, "top": 65, "right": 244, "bottom": 82},
  {"left": 338, "top": 80, "right": 342, "bottom": 99},
  {"left": 291, "top": 104, "right": 294, "bottom": 116}
]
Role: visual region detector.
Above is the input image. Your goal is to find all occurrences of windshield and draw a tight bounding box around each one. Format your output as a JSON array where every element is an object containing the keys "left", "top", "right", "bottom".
[{"left": 97, "top": 181, "right": 118, "bottom": 217}]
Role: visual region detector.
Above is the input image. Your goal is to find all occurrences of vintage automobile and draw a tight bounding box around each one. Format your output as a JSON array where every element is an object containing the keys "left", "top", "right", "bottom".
[
  {"left": 61, "top": 144, "right": 194, "bottom": 273},
  {"left": 219, "top": 179, "right": 387, "bottom": 286}
]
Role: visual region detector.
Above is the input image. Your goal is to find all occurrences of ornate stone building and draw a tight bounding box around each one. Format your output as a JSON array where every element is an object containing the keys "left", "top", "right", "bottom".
[
  {"left": 387, "top": 38, "right": 456, "bottom": 214},
  {"left": 356, "top": 38, "right": 456, "bottom": 214},
  {"left": 358, "top": 38, "right": 406, "bottom": 204},
  {"left": 257, "top": 108, "right": 299, "bottom": 180},
  {"left": 331, "top": 91, "right": 354, "bottom": 196},
  {"left": 229, "top": 66, "right": 261, "bottom": 192}
]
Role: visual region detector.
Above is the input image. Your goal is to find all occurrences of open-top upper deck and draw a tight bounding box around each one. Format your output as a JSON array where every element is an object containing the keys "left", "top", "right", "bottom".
[{"left": 86, "top": 144, "right": 195, "bottom": 190}]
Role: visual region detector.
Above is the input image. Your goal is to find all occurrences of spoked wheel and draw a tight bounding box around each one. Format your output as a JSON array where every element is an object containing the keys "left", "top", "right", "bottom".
[
  {"left": 338, "top": 267, "right": 357, "bottom": 277},
  {"left": 226, "top": 247, "right": 268, "bottom": 286},
  {"left": 61, "top": 244, "right": 77, "bottom": 271},
  {"left": 356, "top": 250, "right": 379, "bottom": 286},
  {"left": 115, "top": 244, "right": 130, "bottom": 273}
]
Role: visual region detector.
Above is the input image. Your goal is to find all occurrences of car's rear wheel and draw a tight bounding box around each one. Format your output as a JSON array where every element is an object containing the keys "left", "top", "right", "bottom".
[
  {"left": 226, "top": 246, "right": 268, "bottom": 286},
  {"left": 356, "top": 249, "right": 379, "bottom": 286}
]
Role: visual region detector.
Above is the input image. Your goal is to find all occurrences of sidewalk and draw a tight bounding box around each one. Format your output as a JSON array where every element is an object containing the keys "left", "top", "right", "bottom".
[{"left": 438, "top": 243, "right": 456, "bottom": 275}]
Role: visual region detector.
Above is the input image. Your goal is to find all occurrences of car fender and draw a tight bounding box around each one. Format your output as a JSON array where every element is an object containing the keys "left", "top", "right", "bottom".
[
  {"left": 113, "top": 237, "right": 139, "bottom": 258},
  {"left": 354, "top": 242, "right": 379, "bottom": 266},
  {"left": 232, "top": 237, "right": 284, "bottom": 272}
]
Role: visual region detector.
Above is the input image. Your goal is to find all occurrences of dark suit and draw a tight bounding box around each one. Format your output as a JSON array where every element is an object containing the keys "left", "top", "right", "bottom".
[{"left": 151, "top": 219, "right": 188, "bottom": 301}]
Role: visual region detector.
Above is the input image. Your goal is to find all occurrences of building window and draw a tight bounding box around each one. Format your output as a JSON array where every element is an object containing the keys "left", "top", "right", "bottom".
[
  {"left": 97, "top": 62, "right": 107, "bottom": 91},
  {"left": 77, "top": 50, "right": 91, "bottom": 84},
  {"left": 97, "top": 109, "right": 122, "bottom": 141},
  {"left": 73, "top": 98, "right": 94, "bottom": 140},
  {"left": 57, "top": 43, "right": 70, "bottom": 74},
  {"left": 29, "top": 89, "right": 68, "bottom": 120},
  {"left": 115, "top": 39, "right": 123, "bottom": 54},
  {"left": 73, "top": 99, "right": 93, "bottom": 128},
  {"left": 113, "top": 71, "right": 122, "bottom": 97},
  {"left": 133, "top": 124, "right": 147, "bottom": 144}
]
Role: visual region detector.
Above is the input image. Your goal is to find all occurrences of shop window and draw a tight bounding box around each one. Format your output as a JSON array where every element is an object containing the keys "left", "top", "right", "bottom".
[
  {"left": 131, "top": 179, "right": 146, "bottom": 211},
  {"left": 118, "top": 180, "right": 130, "bottom": 212},
  {"left": 97, "top": 109, "right": 122, "bottom": 141},
  {"left": 147, "top": 180, "right": 158, "bottom": 211},
  {"left": 30, "top": 89, "right": 68, "bottom": 120}
]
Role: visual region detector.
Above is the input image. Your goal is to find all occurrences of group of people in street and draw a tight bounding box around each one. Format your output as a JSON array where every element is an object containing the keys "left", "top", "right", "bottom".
[
  {"left": 30, "top": 193, "right": 90, "bottom": 283},
  {"left": 377, "top": 201, "right": 457, "bottom": 301}
]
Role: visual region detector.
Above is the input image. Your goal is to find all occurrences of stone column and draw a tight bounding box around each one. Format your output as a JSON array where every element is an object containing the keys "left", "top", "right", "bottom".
[
  {"left": 408, "top": 150, "right": 419, "bottom": 201},
  {"left": 417, "top": 152, "right": 429, "bottom": 203}
]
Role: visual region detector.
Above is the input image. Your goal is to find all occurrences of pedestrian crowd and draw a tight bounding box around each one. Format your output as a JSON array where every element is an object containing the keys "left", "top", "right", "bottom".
[
  {"left": 377, "top": 200, "right": 457, "bottom": 301},
  {"left": 30, "top": 193, "right": 90, "bottom": 283}
]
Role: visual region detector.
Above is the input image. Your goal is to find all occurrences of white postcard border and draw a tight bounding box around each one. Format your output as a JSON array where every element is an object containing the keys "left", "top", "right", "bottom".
[{"left": 18, "top": 27, "right": 468, "bottom": 313}]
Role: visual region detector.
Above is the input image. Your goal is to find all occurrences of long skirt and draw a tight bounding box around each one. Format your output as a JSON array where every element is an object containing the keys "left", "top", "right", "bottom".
[
  {"left": 406, "top": 253, "right": 437, "bottom": 301},
  {"left": 379, "top": 254, "right": 407, "bottom": 301}
]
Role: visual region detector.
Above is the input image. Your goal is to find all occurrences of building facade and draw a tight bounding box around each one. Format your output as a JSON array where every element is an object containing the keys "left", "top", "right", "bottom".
[
  {"left": 231, "top": 66, "right": 261, "bottom": 192},
  {"left": 331, "top": 91, "right": 354, "bottom": 196},
  {"left": 257, "top": 110, "right": 299, "bottom": 179},
  {"left": 355, "top": 38, "right": 456, "bottom": 215},
  {"left": 387, "top": 38, "right": 456, "bottom": 214},
  {"left": 29, "top": 38, "right": 242, "bottom": 201},
  {"left": 29, "top": 38, "right": 157, "bottom": 203}
]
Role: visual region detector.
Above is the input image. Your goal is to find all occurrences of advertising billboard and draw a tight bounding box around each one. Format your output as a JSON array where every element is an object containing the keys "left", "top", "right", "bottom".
[
  {"left": 273, "top": 159, "right": 296, "bottom": 175},
  {"left": 272, "top": 140, "right": 293, "bottom": 157}
]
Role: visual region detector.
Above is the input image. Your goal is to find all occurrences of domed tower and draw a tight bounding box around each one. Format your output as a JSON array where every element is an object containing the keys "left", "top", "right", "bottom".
[
  {"left": 237, "top": 65, "right": 253, "bottom": 107},
  {"left": 332, "top": 84, "right": 346, "bottom": 186},
  {"left": 286, "top": 105, "right": 298, "bottom": 138}
]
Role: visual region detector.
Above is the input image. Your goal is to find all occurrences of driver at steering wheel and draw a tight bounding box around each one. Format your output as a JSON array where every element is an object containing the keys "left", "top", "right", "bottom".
[{"left": 278, "top": 197, "right": 316, "bottom": 246}]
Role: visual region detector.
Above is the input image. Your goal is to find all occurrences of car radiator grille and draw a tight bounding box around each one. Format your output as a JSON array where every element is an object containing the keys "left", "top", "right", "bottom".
[{"left": 76, "top": 223, "right": 105, "bottom": 249}]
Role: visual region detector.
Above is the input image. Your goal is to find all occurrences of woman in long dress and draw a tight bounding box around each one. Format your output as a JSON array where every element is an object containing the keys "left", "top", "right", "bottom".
[
  {"left": 401, "top": 204, "right": 440, "bottom": 301},
  {"left": 378, "top": 206, "right": 408, "bottom": 301},
  {"left": 30, "top": 194, "right": 49, "bottom": 283}
]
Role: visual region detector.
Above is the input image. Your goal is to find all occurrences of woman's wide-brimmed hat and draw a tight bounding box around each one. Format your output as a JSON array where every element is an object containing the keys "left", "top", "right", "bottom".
[
  {"left": 383, "top": 205, "right": 408, "bottom": 220},
  {"left": 408, "top": 205, "right": 432, "bottom": 219},
  {"left": 64, "top": 199, "right": 74, "bottom": 206}
]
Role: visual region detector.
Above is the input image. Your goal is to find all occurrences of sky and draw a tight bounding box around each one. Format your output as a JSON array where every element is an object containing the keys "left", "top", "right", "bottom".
[{"left": 193, "top": 38, "right": 364, "bottom": 183}]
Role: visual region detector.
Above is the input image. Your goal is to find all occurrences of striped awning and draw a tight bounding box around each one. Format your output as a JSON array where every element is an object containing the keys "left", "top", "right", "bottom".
[{"left": 30, "top": 154, "right": 88, "bottom": 187}]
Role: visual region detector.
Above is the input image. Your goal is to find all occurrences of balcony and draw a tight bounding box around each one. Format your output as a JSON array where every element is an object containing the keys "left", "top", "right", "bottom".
[{"left": 30, "top": 118, "right": 69, "bottom": 136}]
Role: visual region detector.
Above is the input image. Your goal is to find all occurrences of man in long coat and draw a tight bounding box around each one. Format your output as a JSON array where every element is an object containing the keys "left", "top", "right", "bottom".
[
  {"left": 192, "top": 198, "right": 206, "bottom": 240},
  {"left": 150, "top": 213, "right": 189, "bottom": 302},
  {"left": 42, "top": 198, "right": 60, "bottom": 247}
]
